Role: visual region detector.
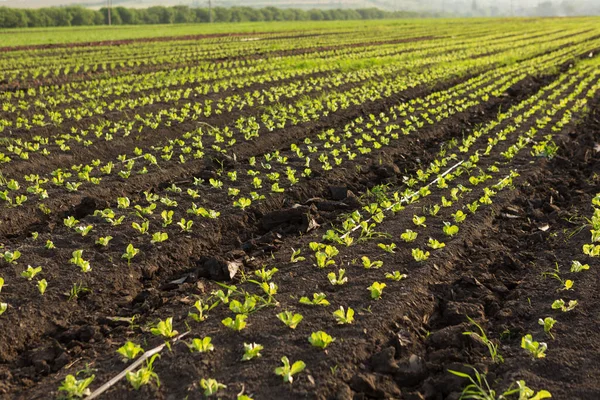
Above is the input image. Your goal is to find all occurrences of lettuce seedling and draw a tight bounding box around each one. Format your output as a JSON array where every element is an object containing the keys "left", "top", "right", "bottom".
[
  {"left": 521, "top": 334, "right": 547, "bottom": 359},
  {"left": 3, "top": 250, "right": 21, "bottom": 264},
  {"left": 63, "top": 216, "right": 79, "bottom": 228},
  {"left": 200, "top": 378, "right": 226, "bottom": 396},
  {"left": 242, "top": 343, "right": 263, "bottom": 361},
  {"left": 453, "top": 210, "right": 467, "bottom": 223},
  {"left": 117, "top": 341, "right": 144, "bottom": 361},
  {"left": 222, "top": 314, "right": 248, "bottom": 331},
  {"left": 234, "top": 198, "right": 252, "bottom": 209},
  {"left": 131, "top": 221, "right": 149, "bottom": 234},
  {"left": 151, "top": 232, "right": 168, "bottom": 244},
  {"left": 309, "top": 331, "right": 335, "bottom": 349},
  {"left": 277, "top": 311, "right": 303, "bottom": 329},
  {"left": 177, "top": 218, "right": 193, "bottom": 232},
  {"left": 70, "top": 250, "right": 91, "bottom": 273},
  {"left": 45, "top": 240, "right": 55, "bottom": 249},
  {"left": 275, "top": 356, "right": 305, "bottom": 383},
  {"left": 58, "top": 374, "right": 95, "bottom": 398},
  {"left": 95, "top": 236, "right": 112, "bottom": 247},
  {"left": 401, "top": 229, "right": 418, "bottom": 242},
  {"left": 0, "top": 277, "right": 4, "bottom": 292},
  {"left": 0, "top": 302, "right": 7, "bottom": 316},
  {"left": 412, "top": 215, "right": 427, "bottom": 227},
  {"left": 443, "top": 222, "right": 459, "bottom": 237},
  {"left": 254, "top": 267, "right": 278, "bottom": 282},
  {"left": 187, "top": 337, "right": 214, "bottom": 353},
  {"left": 74, "top": 225, "right": 93, "bottom": 236},
  {"left": 583, "top": 244, "right": 600, "bottom": 257},
  {"left": 21, "top": 265, "right": 42, "bottom": 280},
  {"left": 229, "top": 296, "right": 257, "bottom": 314},
  {"left": 428, "top": 238, "right": 445, "bottom": 250},
  {"left": 411, "top": 248, "right": 430, "bottom": 262},
  {"left": 551, "top": 299, "right": 577, "bottom": 312},
  {"left": 368, "top": 282, "right": 386, "bottom": 300},
  {"left": 361, "top": 256, "right": 383, "bottom": 269},
  {"left": 37, "top": 279, "right": 47, "bottom": 295},
  {"left": 290, "top": 248, "right": 305, "bottom": 263},
  {"left": 122, "top": 244, "right": 139, "bottom": 265},
  {"left": 332, "top": 306, "right": 355, "bottom": 324},
  {"left": 378, "top": 243, "right": 397, "bottom": 253},
  {"left": 570, "top": 260, "right": 590, "bottom": 273},
  {"left": 299, "top": 293, "right": 330, "bottom": 306},
  {"left": 151, "top": 317, "right": 178, "bottom": 342},
  {"left": 328, "top": 269, "right": 348, "bottom": 286},
  {"left": 189, "top": 298, "right": 216, "bottom": 322},
  {"left": 538, "top": 317, "right": 556, "bottom": 339},
  {"left": 126, "top": 354, "right": 160, "bottom": 390},
  {"left": 385, "top": 271, "right": 407, "bottom": 281}
]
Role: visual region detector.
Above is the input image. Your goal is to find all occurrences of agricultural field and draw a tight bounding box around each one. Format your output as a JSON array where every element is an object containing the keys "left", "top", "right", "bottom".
[{"left": 0, "top": 17, "right": 599, "bottom": 400}]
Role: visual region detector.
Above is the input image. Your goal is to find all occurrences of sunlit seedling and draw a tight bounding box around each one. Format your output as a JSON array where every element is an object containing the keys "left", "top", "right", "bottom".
[
  {"left": 368, "top": 282, "right": 386, "bottom": 300},
  {"left": 187, "top": 337, "right": 214, "bottom": 353},
  {"left": 275, "top": 356, "right": 305, "bottom": 383},
  {"left": 538, "top": 317, "right": 556, "bottom": 339},
  {"left": 200, "top": 378, "right": 226, "bottom": 397},
  {"left": 299, "top": 293, "right": 330, "bottom": 306},
  {"left": 309, "top": 331, "right": 335, "bottom": 349},
  {"left": 521, "top": 334, "right": 547, "bottom": 359},
  {"left": 277, "top": 311, "right": 303, "bottom": 329},
  {"left": 385, "top": 271, "right": 407, "bottom": 281},
  {"left": 58, "top": 374, "right": 95, "bottom": 398},
  {"left": 117, "top": 341, "right": 144, "bottom": 362},
  {"left": 332, "top": 306, "right": 355, "bottom": 324},
  {"left": 242, "top": 343, "right": 264, "bottom": 361},
  {"left": 222, "top": 314, "right": 248, "bottom": 331},
  {"left": 126, "top": 354, "right": 160, "bottom": 390}
]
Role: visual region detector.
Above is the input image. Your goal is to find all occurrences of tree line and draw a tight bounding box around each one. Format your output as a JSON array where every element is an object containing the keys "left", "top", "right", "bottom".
[{"left": 0, "top": 6, "right": 425, "bottom": 29}]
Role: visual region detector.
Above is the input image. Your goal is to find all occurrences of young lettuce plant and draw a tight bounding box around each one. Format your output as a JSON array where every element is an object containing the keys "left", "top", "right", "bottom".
[
  {"left": 117, "top": 341, "right": 144, "bottom": 362},
  {"left": 58, "top": 374, "right": 95, "bottom": 398},
  {"left": 0, "top": 276, "right": 4, "bottom": 293},
  {"left": 411, "top": 248, "right": 430, "bottom": 262},
  {"left": 368, "top": 282, "right": 386, "bottom": 300},
  {"left": 3, "top": 250, "right": 21, "bottom": 264},
  {"left": 400, "top": 229, "right": 418, "bottom": 242},
  {"left": 241, "top": 343, "right": 263, "bottom": 361},
  {"left": 187, "top": 337, "right": 214, "bottom": 353},
  {"left": 37, "top": 279, "right": 47, "bottom": 295},
  {"left": 377, "top": 243, "right": 397, "bottom": 253},
  {"left": 332, "top": 306, "right": 355, "bottom": 324},
  {"left": 275, "top": 356, "right": 305, "bottom": 383},
  {"left": 21, "top": 265, "right": 42, "bottom": 280},
  {"left": 551, "top": 299, "right": 577, "bottom": 312},
  {"left": 385, "top": 271, "right": 407, "bottom": 281},
  {"left": 443, "top": 222, "right": 459, "bottom": 237},
  {"left": 308, "top": 331, "right": 335, "bottom": 350},
  {"left": 290, "top": 248, "right": 305, "bottom": 263},
  {"left": 95, "top": 236, "right": 113, "bottom": 247},
  {"left": 126, "top": 354, "right": 160, "bottom": 390},
  {"left": 328, "top": 269, "right": 348, "bottom": 286},
  {"left": 222, "top": 314, "right": 248, "bottom": 331},
  {"left": 570, "top": 260, "right": 589, "bottom": 273},
  {"left": 299, "top": 293, "right": 330, "bottom": 306},
  {"left": 150, "top": 317, "right": 178, "bottom": 349},
  {"left": 521, "top": 334, "right": 547, "bottom": 359},
  {"left": 200, "top": 378, "right": 226, "bottom": 397},
  {"left": 361, "top": 256, "right": 383, "bottom": 269},
  {"left": 0, "top": 302, "right": 7, "bottom": 316},
  {"left": 538, "top": 317, "right": 556, "bottom": 339},
  {"left": 122, "top": 244, "right": 139, "bottom": 265},
  {"left": 277, "top": 311, "right": 303, "bottom": 329}
]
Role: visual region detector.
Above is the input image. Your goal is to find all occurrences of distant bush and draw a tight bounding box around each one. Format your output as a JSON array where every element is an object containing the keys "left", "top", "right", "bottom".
[{"left": 0, "top": 6, "right": 425, "bottom": 29}]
